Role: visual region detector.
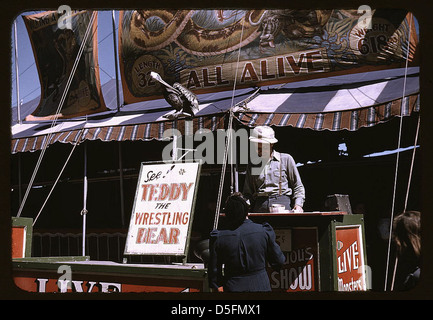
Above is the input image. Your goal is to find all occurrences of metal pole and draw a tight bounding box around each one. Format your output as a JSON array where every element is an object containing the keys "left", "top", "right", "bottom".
[
  {"left": 172, "top": 129, "right": 178, "bottom": 161},
  {"left": 14, "top": 20, "right": 21, "bottom": 123},
  {"left": 14, "top": 21, "right": 23, "bottom": 204},
  {"left": 81, "top": 143, "right": 88, "bottom": 256},
  {"left": 112, "top": 10, "right": 125, "bottom": 227},
  {"left": 234, "top": 163, "right": 239, "bottom": 193},
  {"left": 118, "top": 142, "right": 125, "bottom": 227},
  {"left": 18, "top": 153, "right": 22, "bottom": 206},
  {"left": 112, "top": 10, "right": 121, "bottom": 112},
  {"left": 13, "top": 21, "right": 23, "bottom": 209}
]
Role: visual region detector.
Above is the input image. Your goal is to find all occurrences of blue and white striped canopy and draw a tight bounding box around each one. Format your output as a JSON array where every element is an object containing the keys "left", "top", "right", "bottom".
[{"left": 11, "top": 67, "right": 419, "bottom": 154}]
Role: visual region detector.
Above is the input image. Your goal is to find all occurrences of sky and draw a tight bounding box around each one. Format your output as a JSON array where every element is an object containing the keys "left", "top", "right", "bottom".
[{"left": 10, "top": 10, "right": 120, "bottom": 109}]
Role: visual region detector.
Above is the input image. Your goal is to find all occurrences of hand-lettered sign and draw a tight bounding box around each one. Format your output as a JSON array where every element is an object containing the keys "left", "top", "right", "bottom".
[
  {"left": 269, "top": 228, "right": 318, "bottom": 292},
  {"left": 335, "top": 225, "right": 367, "bottom": 291},
  {"left": 124, "top": 161, "right": 201, "bottom": 256}
]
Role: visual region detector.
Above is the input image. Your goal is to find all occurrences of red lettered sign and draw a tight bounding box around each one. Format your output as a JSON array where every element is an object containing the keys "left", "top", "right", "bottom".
[
  {"left": 335, "top": 226, "right": 367, "bottom": 291},
  {"left": 124, "top": 161, "right": 200, "bottom": 256},
  {"left": 269, "top": 228, "right": 318, "bottom": 292}
]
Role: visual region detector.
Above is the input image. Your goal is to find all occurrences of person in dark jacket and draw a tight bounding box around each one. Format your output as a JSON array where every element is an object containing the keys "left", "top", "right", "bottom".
[{"left": 208, "top": 192, "right": 286, "bottom": 292}]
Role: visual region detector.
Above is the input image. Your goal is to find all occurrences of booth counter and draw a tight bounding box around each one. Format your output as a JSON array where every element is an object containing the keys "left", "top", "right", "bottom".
[
  {"left": 12, "top": 212, "right": 368, "bottom": 293},
  {"left": 248, "top": 211, "right": 368, "bottom": 292},
  {"left": 13, "top": 257, "right": 207, "bottom": 293}
]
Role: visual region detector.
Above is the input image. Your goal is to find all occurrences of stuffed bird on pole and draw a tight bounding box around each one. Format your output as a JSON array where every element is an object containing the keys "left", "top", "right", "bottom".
[{"left": 150, "top": 72, "right": 199, "bottom": 119}]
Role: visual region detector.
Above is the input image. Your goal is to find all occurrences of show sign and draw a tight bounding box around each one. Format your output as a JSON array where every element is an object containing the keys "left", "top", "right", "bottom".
[
  {"left": 335, "top": 225, "right": 367, "bottom": 291},
  {"left": 14, "top": 272, "right": 203, "bottom": 293},
  {"left": 124, "top": 161, "right": 201, "bottom": 256},
  {"left": 269, "top": 228, "right": 318, "bottom": 292}
]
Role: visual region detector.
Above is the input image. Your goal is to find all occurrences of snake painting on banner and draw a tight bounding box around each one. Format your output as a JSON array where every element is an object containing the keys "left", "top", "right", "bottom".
[{"left": 118, "top": 9, "right": 418, "bottom": 104}]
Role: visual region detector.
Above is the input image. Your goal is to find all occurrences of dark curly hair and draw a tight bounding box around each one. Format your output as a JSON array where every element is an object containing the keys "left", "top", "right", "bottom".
[
  {"left": 224, "top": 192, "right": 249, "bottom": 229},
  {"left": 393, "top": 210, "right": 421, "bottom": 258}
]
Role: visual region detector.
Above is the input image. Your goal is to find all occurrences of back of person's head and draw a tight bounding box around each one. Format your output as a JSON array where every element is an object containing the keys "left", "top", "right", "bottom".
[
  {"left": 224, "top": 192, "right": 249, "bottom": 229},
  {"left": 393, "top": 210, "right": 421, "bottom": 257}
]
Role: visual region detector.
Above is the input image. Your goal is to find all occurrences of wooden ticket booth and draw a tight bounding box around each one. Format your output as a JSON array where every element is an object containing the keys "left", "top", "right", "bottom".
[
  {"left": 247, "top": 212, "right": 369, "bottom": 292},
  {"left": 11, "top": 161, "right": 368, "bottom": 293},
  {"left": 12, "top": 212, "right": 368, "bottom": 293}
]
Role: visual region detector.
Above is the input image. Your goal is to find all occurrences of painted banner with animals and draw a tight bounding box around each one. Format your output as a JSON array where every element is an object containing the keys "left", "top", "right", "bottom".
[
  {"left": 22, "top": 11, "right": 107, "bottom": 120},
  {"left": 118, "top": 9, "right": 418, "bottom": 104}
]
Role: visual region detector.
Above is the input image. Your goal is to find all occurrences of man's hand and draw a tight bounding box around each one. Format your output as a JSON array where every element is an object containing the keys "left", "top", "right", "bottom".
[{"left": 293, "top": 205, "right": 304, "bottom": 213}]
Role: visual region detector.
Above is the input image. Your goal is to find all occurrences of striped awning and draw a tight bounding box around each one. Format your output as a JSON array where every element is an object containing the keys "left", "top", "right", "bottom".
[
  {"left": 234, "top": 67, "right": 420, "bottom": 130},
  {"left": 11, "top": 67, "right": 419, "bottom": 154},
  {"left": 11, "top": 114, "right": 227, "bottom": 154},
  {"left": 236, "top": 93, "right": 420, "bottom": 131},
  {"left": 10, "top": 87, "right": 255, "bottom": 154}
]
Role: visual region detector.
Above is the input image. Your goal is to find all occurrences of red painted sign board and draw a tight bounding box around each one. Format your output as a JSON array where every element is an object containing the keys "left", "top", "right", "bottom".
[
  {"left": 335, "top": 226, "right": 367, "bottom": 291},
  {"left": 269, "top": 228, "right": 318, "bottom": 292},
  {"left": 11, "top": 227, "right": 26, "bottom": 259},
  {"left": 14, "top": 271, "right": 202, "bottom": 293}
]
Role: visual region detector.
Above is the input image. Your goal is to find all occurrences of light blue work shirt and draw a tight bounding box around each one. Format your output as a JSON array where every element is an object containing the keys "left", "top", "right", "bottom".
[{"left": 243, "top": 150, "right": 305, "bottom": 208}]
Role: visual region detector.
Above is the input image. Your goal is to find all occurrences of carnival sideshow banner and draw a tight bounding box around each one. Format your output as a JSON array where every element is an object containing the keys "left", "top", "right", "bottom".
[
  {"left": 22, "top": 11, "right": 107, "bottom": 120},
  {"left": 118, "top": 9, "right": 418, "bottom": 104}
]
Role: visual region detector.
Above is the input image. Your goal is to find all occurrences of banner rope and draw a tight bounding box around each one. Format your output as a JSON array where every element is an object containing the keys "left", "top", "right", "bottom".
[
  {"left": 213, "top": 13, "right": 246, "bottom": 229},
  {"left": 384, "top": 12, "right": 413, "bottom": 291},
  {"left": 32, "top": 129, "right": 84, "bottom": 226},
  {"left": 17, "top": 11, "right": 97, "bottom": 218}
]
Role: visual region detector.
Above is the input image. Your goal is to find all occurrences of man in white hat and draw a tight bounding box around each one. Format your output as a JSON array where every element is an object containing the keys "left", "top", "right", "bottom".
[{"left": 243, "top": 126, "right": 305, "bottom": 213}]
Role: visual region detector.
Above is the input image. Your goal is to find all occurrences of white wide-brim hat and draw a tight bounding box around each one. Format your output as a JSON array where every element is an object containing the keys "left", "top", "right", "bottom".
[{"left": 249, "top": 126, "right": 278, "bottom": 144}]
